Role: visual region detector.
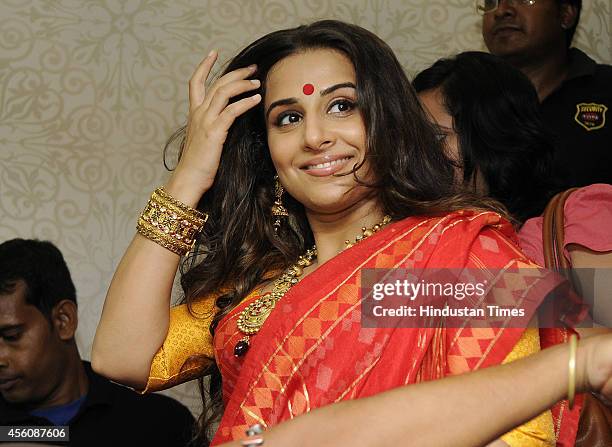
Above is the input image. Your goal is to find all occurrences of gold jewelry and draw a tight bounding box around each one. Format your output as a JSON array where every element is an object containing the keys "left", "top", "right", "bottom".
[
  {"left": 271, "top": 176, "right": 288, "bottom": 232},
  {"left": 234, "top": 246, "right": 317, "bottom": 357},
  {"left": 568, "top": 333, "right": 577, "bottom": 409},
  {"left": 137, "top": 187, "right": 207, "bottom": 256},
  {"left": 344, "top": 215, "right": 392, "bottom": 249},
  {"left": 234, "top": 214, "right": 393, "bottom": 357}
]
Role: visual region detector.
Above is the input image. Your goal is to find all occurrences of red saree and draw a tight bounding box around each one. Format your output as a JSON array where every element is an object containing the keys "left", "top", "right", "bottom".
[{"left": 210, "top": 211, "right": 582, "bottom": 445}]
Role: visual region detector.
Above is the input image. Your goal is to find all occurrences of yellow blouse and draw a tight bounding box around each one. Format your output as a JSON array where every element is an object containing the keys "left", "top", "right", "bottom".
[
  {"left": 141, "top": 296, "right": 218, "bottom": 394},
  {"left": 500, "top": 329, "right": 556, "bottom": 446},
  {"left": 142, "top": 298, "right": 554, "bottom": 446}
]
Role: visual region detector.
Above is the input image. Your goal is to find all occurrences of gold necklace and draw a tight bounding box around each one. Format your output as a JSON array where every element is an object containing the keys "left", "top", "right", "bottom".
[
  {"left": 344, "top": 215, "right": 392, "bottom": 249},
  {"left": 234, "top": 215, "right": 392, "bottom": 357}
]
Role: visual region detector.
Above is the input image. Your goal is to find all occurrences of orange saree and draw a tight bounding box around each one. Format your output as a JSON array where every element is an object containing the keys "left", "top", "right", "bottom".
[{"left": 207, "top": 211, "right": 581, "bottom": 445}]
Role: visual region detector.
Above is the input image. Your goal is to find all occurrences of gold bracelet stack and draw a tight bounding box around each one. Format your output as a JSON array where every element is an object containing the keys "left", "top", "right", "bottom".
[
  {"left": 567, "top": 333, "right": 577, "bottom": 409},
  {"left": 137, "top": 187, "right": 207, "bottom": 256}
]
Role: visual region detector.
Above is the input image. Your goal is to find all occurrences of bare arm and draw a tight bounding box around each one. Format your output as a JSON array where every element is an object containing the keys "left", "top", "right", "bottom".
[
  {"left": 91, "top": 51, "right": 262, "bottom": 387},
  {"left": 220, "top": 334, "right": 612, "bottom": 447}
]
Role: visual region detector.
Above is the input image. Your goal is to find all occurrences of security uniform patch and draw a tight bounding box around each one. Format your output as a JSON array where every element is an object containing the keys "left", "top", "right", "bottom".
[{"left": 574, "top": 102, "right": 608, "bottom": 131}]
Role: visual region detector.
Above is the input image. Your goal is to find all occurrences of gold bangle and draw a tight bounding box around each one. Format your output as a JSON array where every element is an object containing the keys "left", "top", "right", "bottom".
[
  {"left": 137, "top": 187, "right": 208, "bottom": 256},
  {"left": 568, "top": 333, "right": 577, "bottom": 409}
]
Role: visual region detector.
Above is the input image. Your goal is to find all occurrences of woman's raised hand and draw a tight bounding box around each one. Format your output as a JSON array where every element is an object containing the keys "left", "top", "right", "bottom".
[
  {"left": 92, "top": 53, "right": 261, "bottom": 385},
  {"left": 166, "top": 51, "right": 262, "bottom": 205}
]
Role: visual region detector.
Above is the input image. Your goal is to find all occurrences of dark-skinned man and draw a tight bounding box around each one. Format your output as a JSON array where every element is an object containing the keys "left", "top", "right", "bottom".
[
  {"left": 0, "top": 239, "right": 196, "bottom": 446},
  {"left": 481, "top": 0, "right": 612, "bottom": 188}
]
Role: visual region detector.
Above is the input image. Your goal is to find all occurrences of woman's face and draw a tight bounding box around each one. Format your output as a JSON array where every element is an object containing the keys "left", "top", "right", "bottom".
[
  {"left": 418, "top": 88, "right": 460, "bottom": 162},
  {"left": 264, "top": 48, "right": 373, "bottom": 216},
  {"left": 418, "top": 88, "right": 488, "bottom": 193}
]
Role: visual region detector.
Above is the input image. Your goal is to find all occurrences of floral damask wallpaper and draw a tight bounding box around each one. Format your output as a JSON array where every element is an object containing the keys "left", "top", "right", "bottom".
[{"left": 1, "top": 0, "right": 610, "bottom": 413}]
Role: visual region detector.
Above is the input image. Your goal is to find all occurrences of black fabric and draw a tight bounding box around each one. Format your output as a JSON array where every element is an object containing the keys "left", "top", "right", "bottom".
[
  {"left": 0, "top": 362, "right": 196, "bottom": 447},
  {"left": 541, "top": 48, "right": 612, "bottom": 188}
]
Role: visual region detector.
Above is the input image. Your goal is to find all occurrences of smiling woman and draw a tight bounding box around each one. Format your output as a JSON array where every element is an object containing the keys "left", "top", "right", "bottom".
[
  {"left": 91, "top": 20, "right": 612, "bottom": 447},
  {"left": 265, "top": 49, "right": 373, "bottom": 222}
]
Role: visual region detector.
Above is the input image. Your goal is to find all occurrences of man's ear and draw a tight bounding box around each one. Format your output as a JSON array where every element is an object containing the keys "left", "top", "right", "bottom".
[
  {"left": 559, "top": 2, "right": 578, "bottom": 30},
  {"left": 51, "top": 299, "right": 78, "bottom": 341}
]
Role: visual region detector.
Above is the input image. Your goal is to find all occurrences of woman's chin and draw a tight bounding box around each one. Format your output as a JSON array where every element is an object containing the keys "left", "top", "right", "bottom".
[{"left": 301, "top": 191, "right": 376, "bottom": 218}]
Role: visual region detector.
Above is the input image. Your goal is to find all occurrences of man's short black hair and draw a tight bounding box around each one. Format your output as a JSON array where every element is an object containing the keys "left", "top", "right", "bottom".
[
  {"left": 0, "top": 239, "right": 77, "bottom": 319},
  {"left": 561, "top": 0, "right": 582, "bottom": 47}
]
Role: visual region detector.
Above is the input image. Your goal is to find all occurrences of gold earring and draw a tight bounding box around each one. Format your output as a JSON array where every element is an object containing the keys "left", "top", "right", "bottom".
[{"left": 271, "top": 175, "right": 288, "bottom": 232}]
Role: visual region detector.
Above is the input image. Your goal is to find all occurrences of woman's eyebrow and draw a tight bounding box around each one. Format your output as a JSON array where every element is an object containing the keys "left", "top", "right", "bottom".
[
  {"left": 266, "top": 98, "right": 297, "bottom": 120},
  {"left": 319, "top": 82, "right": 356, "bottom": 96}
]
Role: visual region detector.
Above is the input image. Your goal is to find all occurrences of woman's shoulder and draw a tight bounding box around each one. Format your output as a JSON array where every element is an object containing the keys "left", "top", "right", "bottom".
[
  {"left": 565, "top": 183, "right": 612, "bottom": 214},
  {"left": 165, "top": 296, "right": 218, "bottom": 341},
  {"left": 170, "top": 288, "right": 262, "bottom": 321},
  {"left": 427, "top": 209, "right": 515, "bottom": 239},
  {"left": 517, "top": 184, "right": 612, "bottom": 266},
  {"left": 390, "top": 210, "right": 522, "bottom": 267},
  {"left": 397, "top": 209, "right": 511, "bottom": 229},
  {"left": 392, "top": 210, "right": 517, "bottom": 248},
  {"left": 563, "top": 183, "right": 612, "bottom": 254}
]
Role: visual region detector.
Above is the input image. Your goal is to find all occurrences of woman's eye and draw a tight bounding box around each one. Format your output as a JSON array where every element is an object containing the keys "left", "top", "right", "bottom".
[
  {"left": 277, "top": 112, "right": 301, "bottom": 126},
  {"left": 329, "top": 100, "right": 354, "bottom": 114},
  {"left": 435, "top": 132, "right": 447, "bottom": 142}
]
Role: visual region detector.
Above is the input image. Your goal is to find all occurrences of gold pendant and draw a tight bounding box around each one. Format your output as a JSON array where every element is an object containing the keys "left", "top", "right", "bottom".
[{"left": 236, "top": 294, "right": 277, "bottom": 335}]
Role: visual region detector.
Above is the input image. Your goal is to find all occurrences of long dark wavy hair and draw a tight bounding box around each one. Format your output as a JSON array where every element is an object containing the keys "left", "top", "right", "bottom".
[
  {"left": 166, "top": 22, "right": 506, "bottom": 444},
  {"left": 413, "top": 51, "right": 560, "bottom": 223}
]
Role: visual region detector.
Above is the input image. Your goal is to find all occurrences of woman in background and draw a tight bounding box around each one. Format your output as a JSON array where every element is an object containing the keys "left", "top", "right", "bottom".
[
  {"left": 414, "top": 51, "right": 558, "bottom": 224},
  {"left": 413, "top": 51, "right": 612, "bottom": 323},
  {"left": 414, "top": 51, "right": 612, "bottom": 446}
]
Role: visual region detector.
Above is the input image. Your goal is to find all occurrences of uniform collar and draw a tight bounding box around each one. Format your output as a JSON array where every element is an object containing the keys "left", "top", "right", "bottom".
[{"left": 565, "top": 47, "right": 597, "bottom": 81}]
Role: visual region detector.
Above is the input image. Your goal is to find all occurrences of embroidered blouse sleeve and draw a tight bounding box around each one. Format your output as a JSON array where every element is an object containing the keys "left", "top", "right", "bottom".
[
  {"left": 500, "top": 329, "right": 556, "bottom": 446},
  {"left": 140, "top": 296, "right": 217, "bottom": 393}
]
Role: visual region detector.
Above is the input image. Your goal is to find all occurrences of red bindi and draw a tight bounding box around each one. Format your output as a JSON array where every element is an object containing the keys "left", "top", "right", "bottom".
[{"left": 302, "top": 83, "right": 314, "bottom": 95}]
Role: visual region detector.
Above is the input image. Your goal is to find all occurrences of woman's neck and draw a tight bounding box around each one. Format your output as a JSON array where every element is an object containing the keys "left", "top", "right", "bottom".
[{"left": 306, "top": 199, "right": 386, "bottom": 264}]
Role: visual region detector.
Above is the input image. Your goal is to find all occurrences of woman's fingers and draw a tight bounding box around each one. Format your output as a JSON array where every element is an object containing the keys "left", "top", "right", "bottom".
[
  {"left": 177, "top": 56, "right": 261, "bottom": 195},
  {"left": 216, "top": 94, "right": 262, "bottom": 129},
  {"left": 205, "top": 79, "right": 261, "bottom": 118},
  {"left": 202, "top": 64, "right": 258, "bottom": 110},
  {"left": 189, "top": 50, "right": 218, "bottom": 112}
]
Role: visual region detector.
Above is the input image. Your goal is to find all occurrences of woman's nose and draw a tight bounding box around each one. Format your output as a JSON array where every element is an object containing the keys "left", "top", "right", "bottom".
[{"left": 302, "top": 116, "right": 335, "bottom": 151}]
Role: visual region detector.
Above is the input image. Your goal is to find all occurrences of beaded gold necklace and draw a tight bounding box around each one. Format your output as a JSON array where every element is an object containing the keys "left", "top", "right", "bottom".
[{"left": 234, "top": 215, "right": 392, "bottom": 357}]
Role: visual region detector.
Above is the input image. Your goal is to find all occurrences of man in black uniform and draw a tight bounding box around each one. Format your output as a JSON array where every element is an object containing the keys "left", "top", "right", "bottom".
[
  {"left": 481, "top": 0, "right": 612, "bottom": 187},
  {"left": 0, "top": 239, "right": 196, "bottom": 446}
]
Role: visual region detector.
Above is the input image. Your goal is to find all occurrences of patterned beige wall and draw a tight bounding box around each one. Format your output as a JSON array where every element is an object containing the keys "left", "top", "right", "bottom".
[{"left": 1, "top": 0, "right": 610, "bottom": 414}]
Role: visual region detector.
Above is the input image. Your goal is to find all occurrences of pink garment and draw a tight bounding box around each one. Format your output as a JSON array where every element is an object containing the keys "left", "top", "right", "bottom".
[{"left": 518, "top": 184, "right": 612, "bottom": 266}]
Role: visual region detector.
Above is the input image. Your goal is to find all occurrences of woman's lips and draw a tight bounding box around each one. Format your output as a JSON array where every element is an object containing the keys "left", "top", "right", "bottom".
[{"left": 301, "top": 156, "right": 353, "bottom": 177}]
